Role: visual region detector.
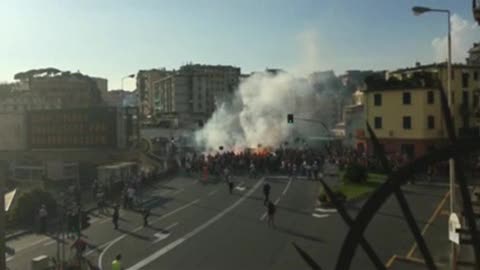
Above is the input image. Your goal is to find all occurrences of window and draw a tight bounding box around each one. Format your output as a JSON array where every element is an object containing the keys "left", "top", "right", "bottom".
[
  {"left": 474, "top": 71, "right": 479, "bottom": 81},
  {"left": 427, "top": 116, "right": 435, "bottom": 129},
  {"left": 474, "top": 94, "right": 479, "bottom": 108},
  {"left": 403, "top": 92, "right": 411, "bottom": 105},
  {"left": 451, "top": 69, "right": 455, "bottom": 80},
  {"left": 427, "top": 91, "right": 434, "bottom": 104},
  {"left": 451, "top": 92, "right": 455, "bottom": 104},
  {"left": 374, "top": 94, "right": 382, "bottom": 106},
  {"left": 403, "top": 116, "right": 412, "bottom": 129},
  {"left": 462, "top": 72, "right": 470, "bottom": 88},
  {"left": 463, "top": 90, "right": 469, "bottom": 105},
  {"left": 374, "top": 117, "right": 382, "bottom": 129}
]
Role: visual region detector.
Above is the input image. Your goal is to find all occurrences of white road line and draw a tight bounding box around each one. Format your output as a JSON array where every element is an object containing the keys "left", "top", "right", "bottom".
[
  {"left": 207, "top": 190, "right": 218, "bottom": 196},
  {"left": 282, "top": 178, "right": 292, "bottom": 195},
  {"left": 15, "top": 236, "right": 50, "bottom": 252},
  {"left": 312, "top": 213, "right": 330, "bottom": 218},
  {"left": 43, "top": 239, "right": 57, "bottom": 247},
  {"left": 260, "top": 178, "right": 291, "bottom": 221},
  {"left": 126, "top": 178, "right": 265, "bottom": 270},
  {"left": 165, "top": 222, "right": 179, "bottom": 230},
  {"left": 314, "top": 208, "right": 337, "bottom": 213},
  {"left": 85, "top": 240, "right": 113, "bottom": 256},
  {"left": 171, "top": 188, "right": 184, "bottom": 196},
  {"left": 6, "top": 255, "right": 14, "bottom": 262},
  {"left": 99, "top": 218, "right": 111, "bottom": 224},
  {"left": 98, "top": 199, "right": 200, "bottom": 269}
]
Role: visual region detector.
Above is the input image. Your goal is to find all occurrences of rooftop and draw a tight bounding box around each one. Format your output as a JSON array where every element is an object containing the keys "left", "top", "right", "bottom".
[
  {"left": 391, "top": 62, "right": 480, "bottom": 73},
  {"left": 364, "top": 71, "right": 438, "bottom": 92}
]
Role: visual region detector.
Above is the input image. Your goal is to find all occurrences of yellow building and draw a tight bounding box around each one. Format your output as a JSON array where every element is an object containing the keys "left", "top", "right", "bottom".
[{"left": 364, "top": 63, "right": 480, "bottom": 158}]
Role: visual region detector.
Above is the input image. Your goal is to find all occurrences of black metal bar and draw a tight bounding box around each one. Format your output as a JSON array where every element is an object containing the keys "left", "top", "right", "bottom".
[
  {"left": 367, "top": 123, "right": 437, "bottom": 270},
  {"left": 334, "top": 139, "right": 480, "bottom": 270},
  {"left": 292, "top": 242, "right": 323, "bottom": 270},
  {"left": 438, "top": 83, "right": 480, "bottom": 267},
  {"left": 319, "top": 179, "right": 386, "bottom": 270}
]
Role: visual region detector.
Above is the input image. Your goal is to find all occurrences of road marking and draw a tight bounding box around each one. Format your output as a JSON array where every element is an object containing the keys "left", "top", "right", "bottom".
[
  {"left": 207, "top": 190, "right": 218, "bottom": 196},
  {"left": 282, "top": 178, "right": 292, "bottom": 195},
  {"left": 152, "top": 232, "right": 170, "bottom": 244},
  {"left": 406, "top": 190, "right": 450, "bottom": 258},
  {"left": 235, "top": 186, "right": 246, "bottom": 191},
  {"left": 6, "top": 255, "right": 14, "bottom": 262},
  {"left": 259, "top": 178, "right": 291, "bottom": 221},
  {"left": 171, "top": 189, "right": 184, "bottom": 196},
  {"left": 98, "top": 199, "right": 200, "bottom": 269},
  {"left": 85, "top": 240, "right": 113, "bottom": 256},
  {"left": 314, "top": 207, "right": 337, "bottom": 213},
  {"left": 151, "top": 222, "right": 180, "bottom": 244},
  {"left": 385, "top": 254, "right": 397, "bottom": 268},
  {"left": 43, "top": 239, "right": 57, "bottom": 247},
  {"left": 14, "top": 236, "right": 50, "bottom": 252},
  {"left": 99, "top": 218, "right": 111, "bottom": 224},
  {"left": 127, "top": 178, "right": 265, "bottom": 270},
  {"left": 312, "top": 213, "right": 329, "bottom": 218}
]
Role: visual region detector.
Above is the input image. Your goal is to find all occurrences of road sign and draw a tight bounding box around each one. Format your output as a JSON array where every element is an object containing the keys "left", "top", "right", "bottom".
[
  {"left": 449, "top": 213, "right": 461, "bottom": 244},
  {"left": 4, "top": 189, "right": 16, "bottom": 212}
]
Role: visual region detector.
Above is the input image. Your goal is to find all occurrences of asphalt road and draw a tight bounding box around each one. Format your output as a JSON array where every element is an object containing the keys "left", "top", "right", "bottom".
[{"left": 6, "top": 168, "right": 448, "bottom": 270}]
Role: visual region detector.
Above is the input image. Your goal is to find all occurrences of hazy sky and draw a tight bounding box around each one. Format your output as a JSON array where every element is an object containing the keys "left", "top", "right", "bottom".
[{"left": 1, "top": 0, "right": 477, "bottom": 90}]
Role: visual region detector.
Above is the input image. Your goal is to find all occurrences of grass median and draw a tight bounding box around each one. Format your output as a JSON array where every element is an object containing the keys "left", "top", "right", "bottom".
[{"left": 319, "top": 171, "right": 387, "bottom": 203}]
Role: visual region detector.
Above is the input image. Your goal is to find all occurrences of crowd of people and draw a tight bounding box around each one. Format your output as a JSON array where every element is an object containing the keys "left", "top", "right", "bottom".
[{"left": 181, "top": 147, "right": 328, "bottom": 181}]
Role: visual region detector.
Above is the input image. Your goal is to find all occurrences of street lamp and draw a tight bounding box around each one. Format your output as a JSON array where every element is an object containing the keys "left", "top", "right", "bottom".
[
  {"left": 121, "top": 74, "right": 135, "bottom": 90},
  {"left": 412, "top": 5, "right": 456, "bottom": 268}
]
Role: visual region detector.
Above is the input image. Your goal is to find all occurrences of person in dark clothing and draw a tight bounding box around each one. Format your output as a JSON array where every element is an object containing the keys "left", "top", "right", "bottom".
[
  {"left": 263, "top": 183, "right": 271, "bottom": 206},
  {"left": 267, "top": 201, "right": 276, "bottom": 227},
  {"left": 143, "top": 208, "right": 150, "bottom": 227},
  {"left": 112, "top": 205, "right": 119, "bottom": 230},
  {"left": 228, "top": 180, "right": 234, "bottom": 194}
]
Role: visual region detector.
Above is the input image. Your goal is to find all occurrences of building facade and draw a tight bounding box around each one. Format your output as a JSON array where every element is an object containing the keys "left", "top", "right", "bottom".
[
  {"left": 152, "top": 64, "right": 241, "bottom": 128},
  {"left": 363, "top": 63, "right": 480, "bottom": 159},
  {"left": 136, "top": 69, "right": 173, "bottom": 122},
  {"left": 0, "top": 71, "right": 106, "bottom": 113}
]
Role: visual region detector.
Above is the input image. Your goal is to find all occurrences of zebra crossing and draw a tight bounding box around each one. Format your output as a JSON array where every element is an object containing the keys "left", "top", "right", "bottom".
[{"left": 312, "top": 206, "right": 337, "bottom": 218}]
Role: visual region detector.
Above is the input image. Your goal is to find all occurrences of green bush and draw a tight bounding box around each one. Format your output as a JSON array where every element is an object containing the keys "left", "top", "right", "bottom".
[
  {"left": 343, "top": 163, "right": 367, "bottom": 184},
  {"left": 318, "top": 192, "right": 328, "bottom": 203},
  {"left": 12, "top": 189, "right": 57, "bottom": 226}
]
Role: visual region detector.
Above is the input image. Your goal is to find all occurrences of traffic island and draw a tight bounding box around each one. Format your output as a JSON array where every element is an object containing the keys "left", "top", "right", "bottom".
[{"left": 318, "top": 172, "right": 386, "bottom": 206}]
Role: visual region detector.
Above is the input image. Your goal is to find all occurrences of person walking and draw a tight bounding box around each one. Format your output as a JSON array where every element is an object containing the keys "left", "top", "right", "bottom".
[
  {"left": 143, "top": 208, "right": 150, "bottom": 227},
  {"left": 228, "top": 180, "right": 234, "bottom": 195},
  {"left": 267, "top": 201, "right": 276, "bottom": 228},
  {"left": 39, "top": 205, "right": 48, "bottom": 233},
  {"left": 71, "top": 236, "right": 87, "bottom": 268},
  {"left": 263, "top": 183, "right": 271, "bottom": 206},
  {"left": 112, "top": 204, "right": 119, "bottom": 230},
  {"left": 112, "top": 254, "right": 122, "bottom": 270}
]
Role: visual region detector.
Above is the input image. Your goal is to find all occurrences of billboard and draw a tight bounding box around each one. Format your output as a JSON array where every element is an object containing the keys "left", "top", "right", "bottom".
[{"left": 27, "top": 108, "right": 117, "bottom": 149}]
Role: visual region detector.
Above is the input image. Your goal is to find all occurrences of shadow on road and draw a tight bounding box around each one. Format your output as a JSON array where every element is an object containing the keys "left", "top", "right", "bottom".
[
  {"left": 117, "top": 228, "right": 150, "bottom": 241},
  {"left": 275, "top": 226, "right": 325, "bottom": 244}
]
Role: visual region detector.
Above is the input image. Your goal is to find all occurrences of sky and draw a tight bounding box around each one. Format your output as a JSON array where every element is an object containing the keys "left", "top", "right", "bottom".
[{"left": 1, "top": 0, "right": 478, "bottom": 90}]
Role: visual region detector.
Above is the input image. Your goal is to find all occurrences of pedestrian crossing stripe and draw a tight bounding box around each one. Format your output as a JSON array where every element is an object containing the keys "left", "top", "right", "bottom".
[
  {"left": 314, "top": 207, "right": 337, "bottom": 213},
  {"left": 312, "top": 213, "right": 329, "bottom": 218}
]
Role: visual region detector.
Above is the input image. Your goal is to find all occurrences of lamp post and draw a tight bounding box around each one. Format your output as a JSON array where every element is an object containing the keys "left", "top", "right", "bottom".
[
  {"left": 121, "top": 74, "right": 135, "bottom": 90},
  {"left": 413, "top": 6, "right": 456, "bottom": 269}
]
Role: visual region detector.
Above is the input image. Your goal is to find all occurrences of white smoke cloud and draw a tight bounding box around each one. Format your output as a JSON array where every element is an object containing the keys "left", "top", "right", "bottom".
[
  {"left": 194, "top": 71, "right": 338, "bottom": 151},
  {"left": 193, "top": 29, "right": 340, "bottom": 152},
  {"left": 432, "top": 14, "right": 480, "bottom": 63}
]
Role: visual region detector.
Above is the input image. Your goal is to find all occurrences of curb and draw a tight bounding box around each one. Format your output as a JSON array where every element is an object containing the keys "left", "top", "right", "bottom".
[{"left": 5, "top": 229, "right": 31, "bottom": 241}]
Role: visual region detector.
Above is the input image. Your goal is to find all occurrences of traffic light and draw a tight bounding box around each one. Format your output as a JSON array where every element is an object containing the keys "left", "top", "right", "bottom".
[{"left": 287, "top": 114, "right": 294, "bottom": 124}]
